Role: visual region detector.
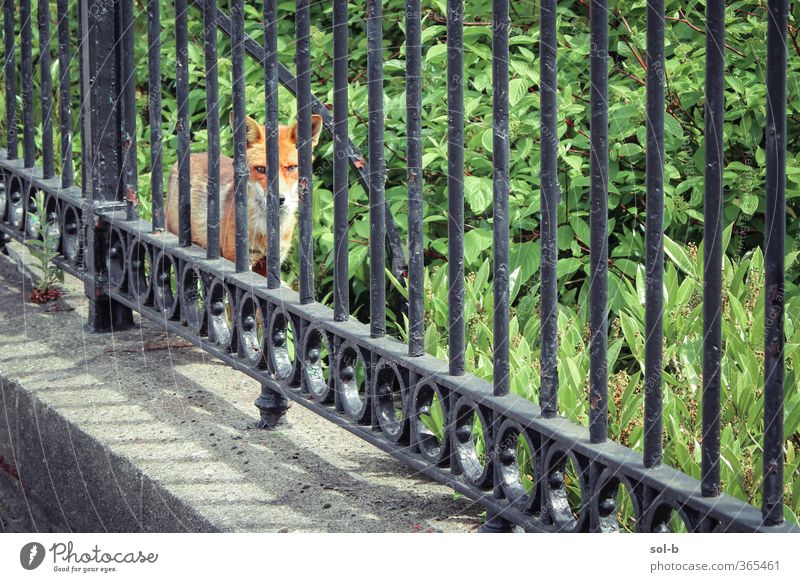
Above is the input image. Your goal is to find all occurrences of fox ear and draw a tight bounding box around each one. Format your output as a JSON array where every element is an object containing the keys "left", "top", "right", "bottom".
[
  {"left": 244, "top": 115, "right": 265, "bottom": 148},
  {"left": 229, "top": 112, "right": 265, "bottom": 148},
  {"left": 310, "top": 114, "right": 323, "bottom": 148},
  {"left": 288, "top": 115, "right": 324, "bottom": 148}
]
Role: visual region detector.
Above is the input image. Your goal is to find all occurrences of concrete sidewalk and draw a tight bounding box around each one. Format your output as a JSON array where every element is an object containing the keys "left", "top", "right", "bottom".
[{"left": 0, "top": 244, "right": 481, "bottom": 532}]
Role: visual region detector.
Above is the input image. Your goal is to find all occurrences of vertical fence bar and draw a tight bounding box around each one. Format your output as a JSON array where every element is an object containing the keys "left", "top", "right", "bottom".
[
  {"left": 643, "top": 0, "right": 665, "bottom": 468},
  {"left": 38, "top": 0, "right": 54, "bottom": 179},
  {"left": 147, "top": 0, "right": 163, "bottom": 230},
  {"left": 333, "top": 0, "right": 349, "bottom": 320},
  {"left": 762, "top": 0, "right": 787, "bottom": 526},
  {"left": 492, "top": 0, "right": 509, "bottom": 397},
  {"left": 176, "top": 0, "right": 191, "bottom": 246},
  {"left": 20, "top": 0, "right": 34, "bottom": 167},
  {"left": 80, "top": 0, "right": 134, "bottom": 330},
  {"left": 4, "top": 0, "right": 17, "bottom": 159},
  {"left": 296, "top": 0, "right": 314, "bottom": 304},
  {"left": 255, "top": 0, "right": 289, "bottom": 425},
  {"left": 539, "top": 0, "right": 558, "bottom": 417},
  {"left": 481, "top": 0, "right": 513, "bottom": 535},
  {"left": 406, "top": 0, "right": 422, "bottom": 354},
  {"left": 702, "top": 0, "right": 724, "bottom": 498},
  {"left": 447, "top": 0, "right": 464, "bottom": 374},
  {"left": 367, "top": 0, "right": 386, "bottom": 338},
  {"left": 56, "top": 0, "right": 73, "bottom": 188},
  {"left": 231, "top": 0, "right": 248, "bottom": 272},
  {"left": 77, "top": 0, "right": 86, "bottom": 197},
  {"left": 588, "top": 0, "right": 608, "bottom": 444},
  {"left": 264, "top": 0, "right": 280, "bottom": 287},
  {"left": 204, "top": 0, "right": 220, "bottom": 257},
  {"left": 121, "top": 0, "right": 137, "bottom": 220}
]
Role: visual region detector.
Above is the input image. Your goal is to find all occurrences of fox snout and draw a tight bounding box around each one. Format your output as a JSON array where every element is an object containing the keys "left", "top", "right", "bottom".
[{"left": 251, "top": 183, "right": 289, "bottom": 211}]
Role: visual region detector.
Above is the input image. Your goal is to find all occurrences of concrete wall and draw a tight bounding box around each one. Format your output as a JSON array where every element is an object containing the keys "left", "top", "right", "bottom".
[{"left": 0, "top": 245, "right": 478, "bottom": 533}]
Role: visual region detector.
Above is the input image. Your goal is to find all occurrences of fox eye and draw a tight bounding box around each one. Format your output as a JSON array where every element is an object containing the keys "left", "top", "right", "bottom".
[
  {"left": 286, "top": 165, "right": 298, "bottom": 174},
  {"left": 255, "top": 166, "right": 266, "bottom": 175}
]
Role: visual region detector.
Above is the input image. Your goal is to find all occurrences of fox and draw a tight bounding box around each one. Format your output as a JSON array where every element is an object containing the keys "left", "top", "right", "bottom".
[{"left": 165, "top": 113, "right": 323, "bottom": 273}]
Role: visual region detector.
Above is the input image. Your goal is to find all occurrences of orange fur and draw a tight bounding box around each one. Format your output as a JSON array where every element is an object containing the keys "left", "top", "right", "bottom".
[{"left": 165, "top": 114, "right": 322, "bottom": 271}]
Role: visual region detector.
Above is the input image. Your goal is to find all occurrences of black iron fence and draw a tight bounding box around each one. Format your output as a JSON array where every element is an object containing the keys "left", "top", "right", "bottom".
[{"left": 0, "top": 0, "right": 796, "bottom": 532}]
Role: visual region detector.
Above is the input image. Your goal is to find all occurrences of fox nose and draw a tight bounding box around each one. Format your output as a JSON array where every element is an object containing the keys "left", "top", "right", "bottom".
[{"left": 279, "top": 195, "right": 285, "bottom": 206}]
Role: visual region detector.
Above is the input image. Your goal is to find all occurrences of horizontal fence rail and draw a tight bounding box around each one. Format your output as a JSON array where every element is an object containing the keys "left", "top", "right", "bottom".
[{"left": 0, "top": 0, "right": 796, "bottom": 533}]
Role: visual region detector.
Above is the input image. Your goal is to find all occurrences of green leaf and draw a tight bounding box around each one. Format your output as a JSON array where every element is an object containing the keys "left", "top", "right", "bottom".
[
  {"left": 419, "top": 392, "right": 445, "bottom": 444},
  {"left": 508, "top": 266, "right": 523, "bottom": 303},
  {"left": 740, "top": 193, "right": 758, "bottom": 215},
  {"left": 463, "top": 229, "right": 493, "bottom": 265},
  {"left": 557, "top": 257, "right": 583, "bottom": 279},
  {"left": 664, "top": 235, "right": 696, "bottom": 278},
  {"left": 464, "top": 175, "right": 493, "bottom": 214},
  {"left": 481, "top": 128, "right": 493, "bottom": 154},
  {"left": 615, "top": 143, "right": 643, "bottom": 157},
  {"left": 385, "top": 268, "right": 408, "bottom": 300},
  {"left": 425, "top": 43, "right": 447, "bottom": 65},
  {"left": 509, "top": 78, "right": 529, "bottom": 107},
  {"left": 563, "top": 357, "right": 583, "bottom": 396}
]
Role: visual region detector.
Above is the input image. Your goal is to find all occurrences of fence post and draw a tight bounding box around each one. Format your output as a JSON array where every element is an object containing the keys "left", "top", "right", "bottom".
[{"left": 79, "top": 0, "right": 134, "bottom": 332}]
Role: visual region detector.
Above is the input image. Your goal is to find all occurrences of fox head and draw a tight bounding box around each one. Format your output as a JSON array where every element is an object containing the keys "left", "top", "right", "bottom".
[{"left": 229, "top": 112, "right": 323, "bottom": 233}]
